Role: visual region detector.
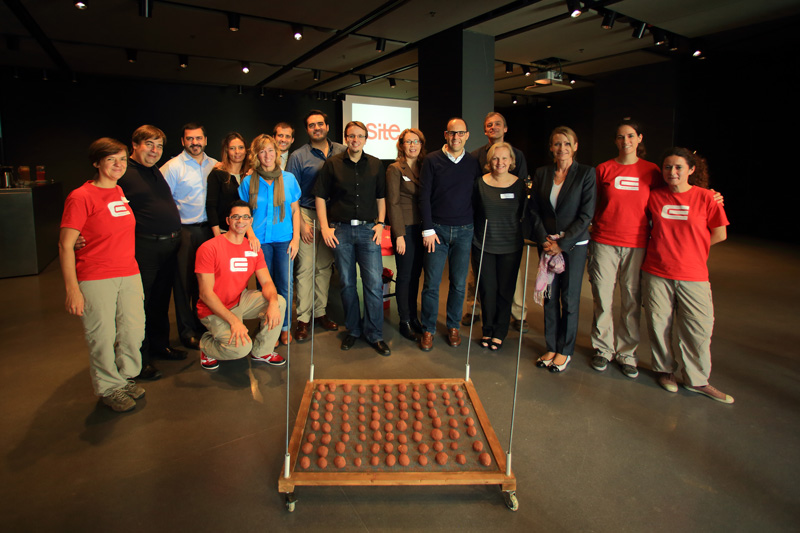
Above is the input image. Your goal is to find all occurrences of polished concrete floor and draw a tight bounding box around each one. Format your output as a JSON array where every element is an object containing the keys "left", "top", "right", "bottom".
[{"left": 1, "top": 236, "right": 798, "bottom": 532}]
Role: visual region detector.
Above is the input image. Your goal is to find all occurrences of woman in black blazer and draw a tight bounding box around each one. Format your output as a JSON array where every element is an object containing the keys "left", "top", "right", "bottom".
[{"left": 527, "top": 126, "right": 596, "bottom": 372}]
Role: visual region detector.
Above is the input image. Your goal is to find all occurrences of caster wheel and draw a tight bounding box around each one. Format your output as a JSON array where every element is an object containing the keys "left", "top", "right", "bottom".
[
  {"left": 502, "top": 490, "right": 519, "bottom": 511},
  {"left": 285, "top": 493, "right": 297, "bottom": 512}
]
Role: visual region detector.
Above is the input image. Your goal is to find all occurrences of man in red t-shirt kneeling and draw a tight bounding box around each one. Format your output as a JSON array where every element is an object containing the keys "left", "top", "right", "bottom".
[{"left": 195, "top": 200, "right": 286, "bottom": 369}]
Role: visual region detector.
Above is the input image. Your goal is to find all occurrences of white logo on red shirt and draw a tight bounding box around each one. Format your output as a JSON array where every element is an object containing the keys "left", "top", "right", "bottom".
[
  {"left": 230, "top": 258, "right": 249, "bottom": 272},
  {"left": 614, "top": 176, "right": 639, "bottom": 191},
  {"left": 107, "top": 201, "right": 130, "bottom": 217},
  {"left": 661, "top": 205, "right": 690, "bottom": 220}
]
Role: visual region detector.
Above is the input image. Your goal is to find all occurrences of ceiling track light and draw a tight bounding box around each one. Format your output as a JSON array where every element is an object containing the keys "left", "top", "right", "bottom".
[
  {"left": 652, "top": 28, "right": 667, "bottom": 46},
  {"left": 292, "top": 24, "right": 303, "bottom": 41},
  {"left": 241, "top": 61, "right": 250, "bottom": 74},
  {"left": 313, "top": 69, "right": 320, "bottom": 81},
  {"left": 631, "top": 21, "right": 647, "bottom": 39},
  {"left": 139, "top": 0, "right": 153, "bottom": 18},
  {"left": 260, "top": 87, "right": 265, "bottom": 97},
  {"left": 512, "top": 96, "right": 518, "bottom": 105},
  {"left": 179, "top": 54, "right": 188, "bottom": 68},
  {"left": 601, "top": 11, "right": 616, "bottom": 30},
  {"left": 376, "top": 38, "right": 386, "bottom": 53},
  {"left": 521, "top": 65, "right": 531, "bottom": 77},
  {"left": 566, "top": 0, "right": 582, "bottom": 18},
  {"left": 126, "top": 48, "right": 137, "bottom": 63},
  {"left": 74, "top": 1, "right": 88, "bottom": 9},
  {"left": 359, "top": 74, "right": 367, "bottom": 84},
  {"left": 389, "top": 77, "right": 396, "bottom": 88},
  {"left": 505, "top": 62, "right": 513, "bottom": 74},
  {"left": 238, "top": 85, "right": 243, "bottom": 95},
  {"left": 228, "top": 13, "right": 240, "bottom": 32}
]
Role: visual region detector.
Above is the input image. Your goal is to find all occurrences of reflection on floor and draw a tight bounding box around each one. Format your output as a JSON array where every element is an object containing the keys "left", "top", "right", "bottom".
[{"left": 1, "top": 237, "right": 798, "bottom": 532}]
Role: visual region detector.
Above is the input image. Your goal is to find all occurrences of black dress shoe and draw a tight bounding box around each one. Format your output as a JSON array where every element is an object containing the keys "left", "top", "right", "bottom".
[
  {"left": 341, "top": 335, "right": 358, "bottom": 351},
  {"left": 155, "top": 347, "right": 188, "bottom": 360},
  {"left": 181, "top": 336, "right": 201, "bottom": 350},
  {"left": 409, "top": 318, "right": 423, "bottom": 335},
  {"left": 137, "top": 364, "right": 162, "bottom": 381},
  {"left": 371, "top": 340, "right": 391, "bottom": 356},
  {"left": 399, "top": 321, "right": 418, "bottom": 341}
]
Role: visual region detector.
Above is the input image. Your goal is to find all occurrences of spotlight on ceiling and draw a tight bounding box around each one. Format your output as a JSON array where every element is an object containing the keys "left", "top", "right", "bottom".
[
  {"left": 601, "top": 11, "right": 616, "bottom": 30},
  {"left": 668, "top": 34, "right": 679, "bottom": 51},
  {"left": 631, "top": 21, "right": 647, "bottom": 39},
  {"left": 228, "top": 13, "right": 240, "bottom": 32},
  {"left": 566, "top": 0, "right": 582, "bottom": 18},
  {"left": 652, "top": 28, "right": 667, "bottom": 46},
  {"left": 292, "top": 25, "right": 303, "bottom": 41},
  {"left": 139, "top": 0, "right": 153, "bottom": 18},
  {"left": 512, "top": 96, "right": 518, "bottom": 105},
  {"left": 241, "top": 61, "right": 250, "bottom": 74},
  {"left": 522, "top": 65, "right": 531, "bottom": 76},
  {"left": 375, "top": 38, "right": 386, "bottom": 53},
  {"left": 389, "top": 78, "right": 396, "bottom": 88},
  {"left": 126, "top": 49, "right": 137, "bottom": 63},
  {"left": 313, "top": 69, "right": 320, "bottom": 81},
  {"left": 179, "top": 54, "right": 188, "bottom": 68},
  {"left": 505, "top": 62, "right": 513, "bottom": 74},
  {"left": 359, "top": 74, "right": 367, "bottom": 84},
  {"left": 74, "top": 1, "right": 88, "bottom": 9}
]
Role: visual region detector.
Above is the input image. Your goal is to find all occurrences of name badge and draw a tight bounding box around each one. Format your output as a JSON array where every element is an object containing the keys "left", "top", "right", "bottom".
[
  {"left": 500, "top": 193, "right": 515, "bottom": 199},
  {"left": 244, "top": 251, "right": 258, "bottom": 257},
  {"left": 402, "top": 175, "right": 411, "bottom": 182}
]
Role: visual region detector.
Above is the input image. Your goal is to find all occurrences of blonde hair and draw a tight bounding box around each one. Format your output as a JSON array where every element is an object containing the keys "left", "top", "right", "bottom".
[
  {"left": 486, "top": 142, "right": 516, "bottom": 173},
  {"left": 247, "top": 134, "right": 287, "bottom": 222}
]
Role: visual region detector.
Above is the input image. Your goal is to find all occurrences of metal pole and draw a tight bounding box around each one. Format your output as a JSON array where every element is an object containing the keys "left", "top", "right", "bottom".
[
  {"left": 309, "top": 219, "right": 316, "bottom": 382},
  {"left": 506, "top": 244, "right": 531, "bottom": 476},
  {"left": 284, "top": 242, "right": 293, "bottom": 479},
  {"left": 465, "top": 219, "right": 488, "bottom": 382}
]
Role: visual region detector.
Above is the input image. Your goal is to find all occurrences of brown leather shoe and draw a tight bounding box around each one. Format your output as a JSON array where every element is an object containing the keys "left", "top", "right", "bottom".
[
  {"left": 447, "top": 328, "right": 462, "bottom": 347},
  {"left": 316, "top": 314, "right": 338, "bottom": 331},
  {"left": 419, "top": 331, "right": 433, "bottom": 352},
  {"left": 295, "top": 320, "right": 310, "bottom": 342}
]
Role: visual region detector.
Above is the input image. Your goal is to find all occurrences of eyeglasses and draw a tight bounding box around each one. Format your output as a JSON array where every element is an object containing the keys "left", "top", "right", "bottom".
[
  {"left": 445, "top": 131, "right": 467, "bottom": 137},
  {"left": 229, "top": 214, "right": 252, "bottom": 221},
  {"left": 346, "top": 134, "right": 366, "bottom": 140},
  {"left": 403, "top": 140, "right": 421, "bottom": 145}
]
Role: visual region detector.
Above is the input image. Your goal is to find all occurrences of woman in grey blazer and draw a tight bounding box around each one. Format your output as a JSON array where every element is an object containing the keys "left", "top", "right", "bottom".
[{"left": 527, "top": 126, "right": 596, "bottom": 372}]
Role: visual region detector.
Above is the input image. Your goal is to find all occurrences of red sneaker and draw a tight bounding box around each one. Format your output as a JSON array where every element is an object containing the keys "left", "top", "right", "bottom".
[
  {"left": 200, "top": 352, "right": 219, "bottom": 370},
  {"left": 251, "top": 352, "right": 286, "bottom": 366}
]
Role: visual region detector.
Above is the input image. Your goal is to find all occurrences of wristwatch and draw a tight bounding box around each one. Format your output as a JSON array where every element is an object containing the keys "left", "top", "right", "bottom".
[{"left": 375, "top": 219, "right": 386, "bottom": 226}]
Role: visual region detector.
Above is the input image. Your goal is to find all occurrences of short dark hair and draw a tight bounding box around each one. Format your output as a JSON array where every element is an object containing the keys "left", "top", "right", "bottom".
[
  {"left": 484, "top": 112, "right": 506, "bottom": 128},
  {"left": 88, "top": 137, "right": 128, "bottom": 165},
  {"left": 344, "top": 121, "right": 367, "bottom": 138},
  {"left": 182, "top": 122, "right": 206, "bottom": 137},
  {"left": 304, "top": 110, "right": 328, "bottom": 129},
  {"left": 132, "top": 125, "right": 166, "bottom": 145},
  {"left": 273, "top": 122, "right": 294, "bottom": 135},
  {"left": 227, "top": 199, "right": 252, "bottom": 216}
]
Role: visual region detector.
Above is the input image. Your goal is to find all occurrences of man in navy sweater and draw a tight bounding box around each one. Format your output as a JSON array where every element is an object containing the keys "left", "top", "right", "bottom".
[{"left": 418, "top": 118, "right": 481, "bottom": 351}]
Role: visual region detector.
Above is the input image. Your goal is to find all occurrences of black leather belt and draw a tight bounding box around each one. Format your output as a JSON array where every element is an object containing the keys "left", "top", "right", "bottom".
[{"left": 137, "top": 231, "right": 180, "bottom": 241}]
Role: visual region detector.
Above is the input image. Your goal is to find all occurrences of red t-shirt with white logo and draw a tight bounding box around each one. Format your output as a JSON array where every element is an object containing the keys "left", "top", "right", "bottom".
[
  {"left": 60, "top": 181, "right": 139, "bottom": 281},
  {"left": 642, "top": 186, "right": 729, "bottom": 282},
  {"left": 592, "top": 158, "right": 663, "bottom": 248},
  {"left": 195, "top": 234, "right": 267, "bottom": 319}
]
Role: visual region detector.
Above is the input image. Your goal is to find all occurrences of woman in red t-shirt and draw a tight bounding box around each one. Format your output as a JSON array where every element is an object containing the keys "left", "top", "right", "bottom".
[
  {"left": 59, "top": 138, "right": 145, "bottom": 413},
  {"left": 589, "top": 120, "right": 661, "bottom": 379},
  {"left": 642, "top": 148, "right": 733, "bottom": 404}
]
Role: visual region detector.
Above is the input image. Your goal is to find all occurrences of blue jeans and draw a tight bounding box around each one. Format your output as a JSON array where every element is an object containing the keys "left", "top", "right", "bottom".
[
  {"left": 261, "top": 241, "right": 292, "bottom": 332},
  {"left": 421, "top": 223, "right": 473, "bottom": 332},
  {"left": 332, "top": 223, "right": 384, "bottom": 343}
]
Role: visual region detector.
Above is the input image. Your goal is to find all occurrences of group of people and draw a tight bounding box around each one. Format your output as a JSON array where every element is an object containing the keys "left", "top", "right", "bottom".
[{"left": 58, "top": 111, "right": 733, "bottom": 413}]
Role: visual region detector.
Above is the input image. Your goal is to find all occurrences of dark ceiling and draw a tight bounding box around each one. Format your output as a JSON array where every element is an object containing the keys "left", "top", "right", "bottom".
[{"left": 2, "top": 0, "right": 798, "bottom": 105}]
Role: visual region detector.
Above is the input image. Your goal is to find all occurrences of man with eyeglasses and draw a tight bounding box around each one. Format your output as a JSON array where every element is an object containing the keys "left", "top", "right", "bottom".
[
  {"left": 273, "top": 122, "right": 295, "bottom": 170},
  {"left": 194, "top": 200, "right": 286, "bottom": 370},
  {"left": 418, "top": 118, "right": 481, "bottom": 351},
  {"left": 286, "top": 110, "right": 346, "bottom": 342},
  {"left": 109, "top": 125, "right": 188, "bottom": 381},
  {"left": 314, "top": 121, "right": 391, "bottom": 356},
  {"left": 463, "top": 112, "right": 531, "bottom": 332},
  {"left": 161, "top": 122, "right": 218, "bottom": 351}
]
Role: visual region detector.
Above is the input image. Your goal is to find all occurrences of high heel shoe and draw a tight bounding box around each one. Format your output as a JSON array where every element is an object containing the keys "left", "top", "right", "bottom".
[
  {"left": 536, "top": 354, "right": 555, "bottom": 368},
  {"left": 399, "top": 321, "right": 418, "bottom": 341},
  {"left": 549, "top": 355, "right": 571, "bottom": 373}
]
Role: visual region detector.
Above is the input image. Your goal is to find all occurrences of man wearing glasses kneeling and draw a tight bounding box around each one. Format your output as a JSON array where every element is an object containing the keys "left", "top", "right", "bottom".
[{"left": 195, "top": 200, "right": 286, "bottom": 370}]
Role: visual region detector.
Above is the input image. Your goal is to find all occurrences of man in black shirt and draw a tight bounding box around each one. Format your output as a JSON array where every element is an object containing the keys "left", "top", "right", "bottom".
[
  {"left": 314, "top": 121, "right": 390, "bottom": 356},
  {"left": 118, "top": 125, "right": 186, "bottom": 380}
]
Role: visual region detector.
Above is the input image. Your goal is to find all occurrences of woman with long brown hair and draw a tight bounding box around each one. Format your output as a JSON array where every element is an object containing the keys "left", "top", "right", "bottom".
[
  {"left": 238, "top": 134, "right": 301, "bottom": 345},
  {"left": 206, "top": 132, "right": 251, "bottom": 238}
]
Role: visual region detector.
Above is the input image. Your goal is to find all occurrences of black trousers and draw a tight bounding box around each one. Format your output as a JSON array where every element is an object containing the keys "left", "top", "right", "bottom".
[
  {"left": 393, "top": 224, "right": 424, "bottom": 323},
  {"left": 472, "top": 246, "right": 522, "bottom": 341},
  {"left": 541, "top": 244, "right": 588, "bottom": 355},
  {"left": 174, "top": 223, "right": 212, "bottom": 340},
  {"left": 136, "top": 233, "right": 180, "bottom": 365}
]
